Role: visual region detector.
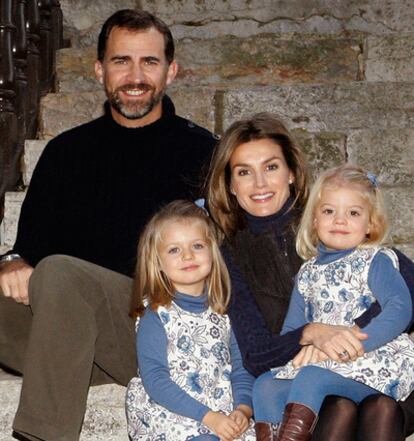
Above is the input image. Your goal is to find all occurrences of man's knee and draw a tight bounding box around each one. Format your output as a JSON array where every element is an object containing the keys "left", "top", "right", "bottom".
[{"left": 29, "top": 255, "right": 97, "bottom": 307}]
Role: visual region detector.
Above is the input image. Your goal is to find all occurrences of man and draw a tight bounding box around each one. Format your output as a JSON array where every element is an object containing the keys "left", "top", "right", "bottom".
[{"left": 0, "top": 9, "right": 215, "bottom": 441}]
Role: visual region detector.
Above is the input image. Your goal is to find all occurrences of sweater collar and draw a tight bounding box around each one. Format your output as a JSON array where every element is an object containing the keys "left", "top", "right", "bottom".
[
  {"left": 316, "top": 242, "right": 357, "bottom": 264},
  {"left": 103, "top": 95, "right": 176, "bottom": 133},
  {"left": 244, "top": 196, "right": 297, "bottom": 235},
  {"left": 173, "top": 291, "right": 209, "bottom": 313}
]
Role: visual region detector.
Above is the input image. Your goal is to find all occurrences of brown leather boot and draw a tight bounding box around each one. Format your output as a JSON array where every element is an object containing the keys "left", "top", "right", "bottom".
[
  {"left": 277, "top": 403, "right": 318, "bottom": 441},
  {"left": 255, "top": 422, "right": 280, "bottom": 441}
]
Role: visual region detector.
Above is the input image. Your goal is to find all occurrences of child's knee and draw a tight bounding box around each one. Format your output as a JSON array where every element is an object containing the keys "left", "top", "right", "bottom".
[{"left": 253, "top": 371, "right": 274, "bottom": 400}]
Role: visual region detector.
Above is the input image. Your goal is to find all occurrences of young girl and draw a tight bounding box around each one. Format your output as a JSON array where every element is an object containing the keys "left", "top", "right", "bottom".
[
  {"left": 253, "top": 164, "right": 414, "bottom": 441},
  {"left": 126, "top": 200, "right": 255, "bottom": 441}
]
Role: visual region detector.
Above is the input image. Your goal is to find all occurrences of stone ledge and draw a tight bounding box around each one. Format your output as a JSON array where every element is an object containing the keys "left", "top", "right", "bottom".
[
  {"left": 57, "top": 35, "right": 362, "bottom": 93},
  {"left": 38, "top": 87, "right": 216, "bottom": 139},
  {"left": 60, "top": 0, "right": 414, "bottom": 44},
  {"left": 0, "top": 374, "right": 128, "bottom": 440},
  {"left": 222, "top": 82, "right": 414, "bottom": 132}
]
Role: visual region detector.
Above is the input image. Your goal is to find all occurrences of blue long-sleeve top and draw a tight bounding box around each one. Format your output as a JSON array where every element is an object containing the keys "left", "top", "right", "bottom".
[
  {"left": 282, "top": 245, "right": 412, "bottom": 352},
  {"left": 224, "top": 201, "right": 414, "bottom": 378},
  {"left": 136, "top": 291, "right": 254, "bottom": 422}
]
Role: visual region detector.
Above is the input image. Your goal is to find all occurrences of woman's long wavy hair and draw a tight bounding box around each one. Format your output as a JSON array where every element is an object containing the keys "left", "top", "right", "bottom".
[
  {"left": 130, "top": 200, "right": 231, "bottom": 319},
  {"left": 206, "top": 112, "right": 308, "bottom": 238}
]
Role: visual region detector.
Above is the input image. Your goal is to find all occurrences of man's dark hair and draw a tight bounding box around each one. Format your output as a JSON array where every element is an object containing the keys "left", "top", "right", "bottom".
[{"left": 97, "top": 9, "right": 174, "bottom": 64}]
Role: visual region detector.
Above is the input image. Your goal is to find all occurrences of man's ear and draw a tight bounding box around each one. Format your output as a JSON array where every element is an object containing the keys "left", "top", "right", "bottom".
[
  {"left": 94, "top": 60, "right": 104, "bottom": 84},
  {"left": 166, "top": 60, "right": 178, "bottom": 86}
]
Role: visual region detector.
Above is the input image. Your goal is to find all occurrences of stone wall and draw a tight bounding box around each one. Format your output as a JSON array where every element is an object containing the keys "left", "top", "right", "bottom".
[{"left": 2, "top": 0, "right": 413, "bottom": 259}]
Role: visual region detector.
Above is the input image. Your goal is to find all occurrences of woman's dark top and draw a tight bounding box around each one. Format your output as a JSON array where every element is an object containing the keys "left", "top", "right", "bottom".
[{"left": 222, "top": 198, "right": 414, "bottom": 377}]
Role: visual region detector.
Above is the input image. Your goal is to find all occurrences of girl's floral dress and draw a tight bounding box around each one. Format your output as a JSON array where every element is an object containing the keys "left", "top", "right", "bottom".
[
  {"left": 273, "top": 247, "right": 414, "bottom": 401},
  {"left": 126, "top": 302, "right": 255, "bottom": 440}
]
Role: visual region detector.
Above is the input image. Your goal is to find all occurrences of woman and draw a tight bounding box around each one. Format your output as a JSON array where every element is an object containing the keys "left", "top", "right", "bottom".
[{"left": 205, "top": 112, "right": 413, "bottom": 441}]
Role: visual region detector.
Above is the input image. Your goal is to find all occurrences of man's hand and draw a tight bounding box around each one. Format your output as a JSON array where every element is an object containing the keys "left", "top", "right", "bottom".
[
  {"left": 202, "top": 410, "right": 241, "bottom": 441},
  {"left": 228, "top": 404, "right": 252, "bottom": 436},
  {"left": 292, "top": 344, "right": 329, "bottom": 368},
  {"left": 300, "top": 323, "right": 368, "bottom": 362},
  {"left": 0, "top": 259, "right": 34, "bottom": 305}
]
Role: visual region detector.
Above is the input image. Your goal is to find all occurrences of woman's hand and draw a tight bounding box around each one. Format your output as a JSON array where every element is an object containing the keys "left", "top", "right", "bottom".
[
  {"left": 300, "top": 323, "right": 368, "bottom": 362},
  {"left": 292, "top": 344, "right": 329, "bottom": 367},
  {"left": 202, "top": 410, "right": 241, "bottom": 441}
]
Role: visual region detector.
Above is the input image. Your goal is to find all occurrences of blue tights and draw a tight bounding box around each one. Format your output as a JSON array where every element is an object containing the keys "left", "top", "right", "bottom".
[
  {"left": 191, "top": 435, "right": 219, "bottom": 441},
  {"left": 253, "top": 366, "right": 379, "bottom": 424}
]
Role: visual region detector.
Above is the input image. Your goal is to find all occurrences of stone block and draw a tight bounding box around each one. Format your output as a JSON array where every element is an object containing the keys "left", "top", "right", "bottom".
[
  {"left": 39, "top": 88, "right": 216, "bottom": 139},
  {"left": 59, "top": 0, "right": 139, "bottom": 47},
  {"left": 0, "top": 379, "right": 20, "bottom": 441},
  {"left": 57, "top": 47, "right": 98, "bottom": 93},
  {"left": 292, "top": 129, "right": 346, "bottom": 181},
  {"left": 383, "top": 186, "right": 414, "bottom": 245},
  {"left": 3, "top": 192, "right": 26, "bottom": 248},
  {"left": 39, "top": 91, "right": 106, "bottom": 139},
  {"left": 396, "top": 244, "right": 414, "bottom": 262},
  {"left": 168, "top": 87, "right": 216, "bottom": 132},
  {"left": 347, "top": 129, "right": 414, "bottom": 187},
  {"left": 141, "top": 0, "right": 414, "bottom": 39},
  {"left": 60, "top": 0, "right": 414, "bottom": 44},
  {"left": 365, "top": 34, "right": 414, "bottom": 82},
  {"left": 0, "top": 246, "right": 11, "bottom": 255},
  {"left": 176, "top": 35, "right": 361, "bottom": 87},
  {"left": 221, "top": 83, "right": 414, "bottom": 132},
  {"left": 22, "top": 140, "right": 48, "bottom": 186},
  {"left": 0, "top": 378, "right": 128, "bottom": 440}
]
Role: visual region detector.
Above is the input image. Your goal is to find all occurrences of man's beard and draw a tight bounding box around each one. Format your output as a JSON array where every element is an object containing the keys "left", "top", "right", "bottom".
[{"left": 107, "top": 83, "right": 165, "bottom": 120}]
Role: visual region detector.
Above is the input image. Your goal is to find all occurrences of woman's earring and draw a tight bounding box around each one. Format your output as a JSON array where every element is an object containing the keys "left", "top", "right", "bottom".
[{"left": 230, "top": 188, "right": 236, "bottom": 195}]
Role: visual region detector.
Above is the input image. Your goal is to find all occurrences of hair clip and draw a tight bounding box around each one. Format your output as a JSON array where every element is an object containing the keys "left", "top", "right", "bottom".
[
  {"left": 366, "top": 172, "right": 378, "bottom": 188},
  {"left": 194, "top": 198, "right": 209, "bottom": 215}
]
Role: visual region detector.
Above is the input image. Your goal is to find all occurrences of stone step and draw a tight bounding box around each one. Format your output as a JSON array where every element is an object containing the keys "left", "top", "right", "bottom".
[
  {"left": 221, "top": 82, "right": 414, "bottom": 132},
  {"left": 57, "top": 34, "right": 364, "bottom": 93},
  {"left": 22, "top": 140, "right": 48, "bottom": 186},
  {"left": 38, "top": 87, "right": 216, "bottom": 139},
  {"left": 57, "top": 32, "right": 414, "bottom": 94},
  {"left": 1, "top": 370, "right": 413, "bottom": 441},
  {"left": 38, "top": 81, "right": 414, "bottom": 141},
  {"left": 0, "top": 373, "right": 127, "bottom": 440},
  {"left": 60, "top": 0, "right": 414, "bottom": 45},
  {"left": 2, "top": 192, "right": 26, "bottom": 248}
]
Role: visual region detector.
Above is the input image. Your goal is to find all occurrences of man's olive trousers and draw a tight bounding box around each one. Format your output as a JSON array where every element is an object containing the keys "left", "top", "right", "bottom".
[{"left": 0, "top": 255, "right": 137, "bottom": 441}]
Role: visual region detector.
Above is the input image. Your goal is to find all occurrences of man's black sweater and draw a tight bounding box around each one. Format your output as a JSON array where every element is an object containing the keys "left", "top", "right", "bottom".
[{"left": 12, "top": 97, "right": 216, "bottom": 276}]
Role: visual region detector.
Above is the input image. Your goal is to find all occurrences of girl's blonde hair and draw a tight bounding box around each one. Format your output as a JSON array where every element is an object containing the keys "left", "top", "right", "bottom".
[
  {"left": 206, "top": 112, "right": 308, "bottom": 238},
  {"left": 296, "top": 164, "right": 389, "bottom": 260},
  {"left": 130, "top": 200, "right": 231, "bottom": 318}
]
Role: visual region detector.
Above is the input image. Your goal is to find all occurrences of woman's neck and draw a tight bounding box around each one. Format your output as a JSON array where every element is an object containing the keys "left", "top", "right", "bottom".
[{"left": 244, "top": 196, "right": 297, "bottom": 235}]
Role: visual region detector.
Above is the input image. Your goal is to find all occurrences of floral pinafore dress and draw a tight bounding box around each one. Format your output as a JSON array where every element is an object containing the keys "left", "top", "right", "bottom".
[
  {"left": 126, "top": 302, "right": 255, "bottom": 440},
  {"left": 273, "top": 247, "right": 414, "bottom": 401}
]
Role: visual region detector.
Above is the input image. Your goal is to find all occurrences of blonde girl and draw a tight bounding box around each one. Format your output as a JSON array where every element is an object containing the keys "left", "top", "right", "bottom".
[
  {"left": 126, "top": 200, "right": 255, "bottom": 441},
  {"left": 252, "top": 164, "right": 414, "bottom": 441}
]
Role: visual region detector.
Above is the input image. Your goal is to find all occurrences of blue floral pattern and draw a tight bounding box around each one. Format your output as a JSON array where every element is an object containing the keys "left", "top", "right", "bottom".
[
  {"left": 126, "top": 302, "right": 255, "bottom": 440},
  {"left": 273, "top": 247, "right": 414, "bottom": 401}
]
